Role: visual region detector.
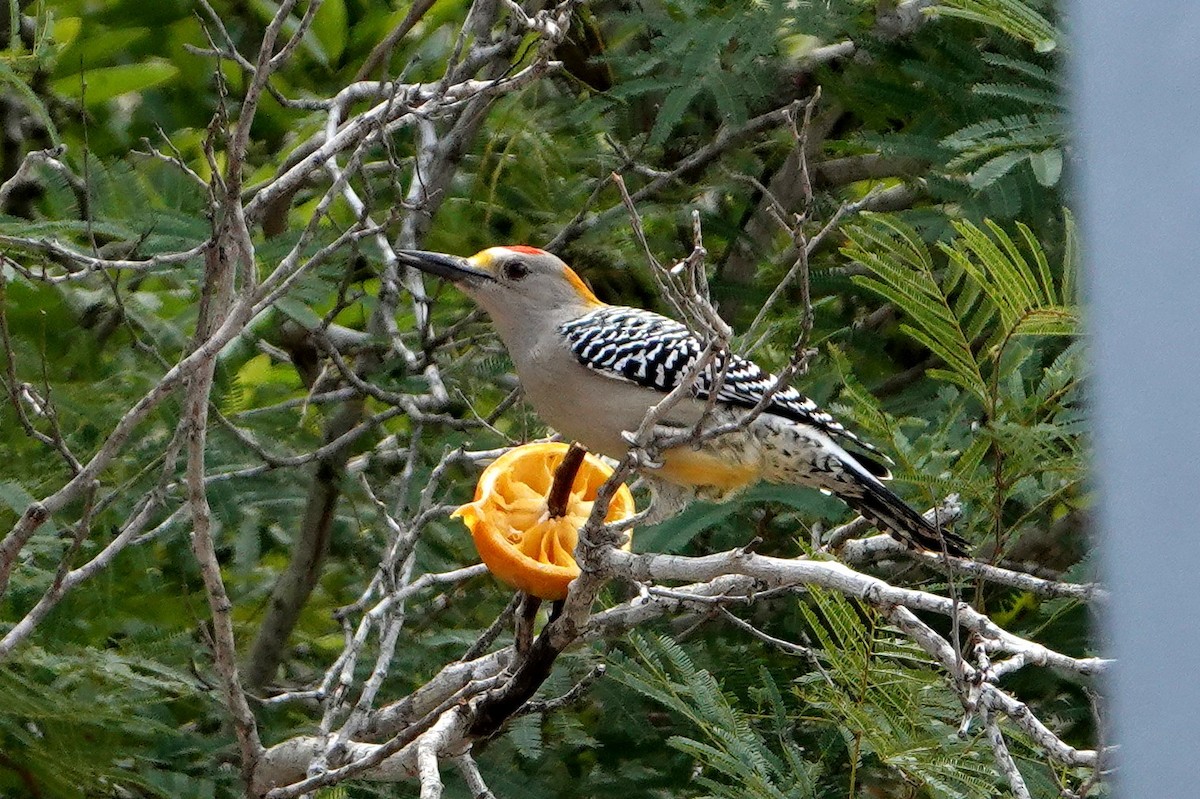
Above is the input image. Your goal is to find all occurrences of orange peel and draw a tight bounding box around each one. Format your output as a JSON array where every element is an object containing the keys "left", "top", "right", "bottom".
[{"left": 453, "top": 442, "right": 635, "bottom": 600}]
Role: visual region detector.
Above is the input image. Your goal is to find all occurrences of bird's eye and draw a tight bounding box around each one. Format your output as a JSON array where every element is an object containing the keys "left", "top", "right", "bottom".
[{"left": 503, "top": 261, "right": 530, "bottom": 281}]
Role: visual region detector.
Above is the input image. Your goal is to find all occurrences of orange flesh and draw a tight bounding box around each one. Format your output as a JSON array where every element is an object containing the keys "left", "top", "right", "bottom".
[{"left": 453, "top": 443, "right": 635, "bottom": 599}]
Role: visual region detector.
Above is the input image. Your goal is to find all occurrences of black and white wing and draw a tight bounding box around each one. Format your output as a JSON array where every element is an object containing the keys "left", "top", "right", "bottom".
[{"left": 558, "top": 305, "right": 886, "bottom": 462}]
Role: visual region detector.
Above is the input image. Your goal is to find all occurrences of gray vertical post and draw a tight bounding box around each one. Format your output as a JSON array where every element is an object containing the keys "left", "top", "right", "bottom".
[{"left": 1072, "top": 1, "right": 1200, "bottom": 793}]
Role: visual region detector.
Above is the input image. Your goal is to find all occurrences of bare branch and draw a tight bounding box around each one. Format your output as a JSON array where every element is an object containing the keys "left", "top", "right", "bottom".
[
  {"left": 843, "top": 531, "right": 1108, "bottom": 602},
  {"left": 453, "top": 754, "right": 497, "bottom": 799},
  {"left": 985, "top": 712, "right": 1033, "bottom": 799},
  {"left": 607, "top": 548, "right": 1108, "bottom": 681},
  {"left": 0, "top": 145, "right": 69, "bottom": 208}
]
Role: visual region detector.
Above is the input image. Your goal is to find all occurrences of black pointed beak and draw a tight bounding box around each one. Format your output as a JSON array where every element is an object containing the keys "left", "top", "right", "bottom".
[{"left": 396, "top": 250, "right": 493, "bottom": 284}]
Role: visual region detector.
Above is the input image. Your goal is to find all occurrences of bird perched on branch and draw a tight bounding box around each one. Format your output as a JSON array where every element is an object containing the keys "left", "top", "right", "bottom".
[{"left": 398, "top": 245, "right": 967, "bottom": 556}]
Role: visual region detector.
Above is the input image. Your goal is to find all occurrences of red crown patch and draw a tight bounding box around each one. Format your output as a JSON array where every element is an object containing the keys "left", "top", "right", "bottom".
[{"left": 501, "top": 245, "right": 547, "bottom": 256}]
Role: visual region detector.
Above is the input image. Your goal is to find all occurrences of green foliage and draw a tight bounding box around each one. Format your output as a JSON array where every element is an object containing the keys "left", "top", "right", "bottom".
[
  {"left": 614, "top": 594, "right": 1006, "bottom": 799},
  {"left": 605, "top": 0, "right": 791, "bottom": 146},
  {"left": 614, "top": 632, "right": 823, "bottom": 799},
  {"left": 844, "top": 211, "right": 1076, "bottom": 404},
  {"left": 793, "top": 590, "right": 999, "bottom": 798},
  {"left": 0, "top": 644, "right": 215, "bottom": 797},
  {"left": 840, "top": 211, "right": 1085, "bottom": 558},
  {"left": 50, "top": 60, "right": 181, "bottom": 104},
  {"left": 935, "top": 0, "right": 1060, "bottom": 52},
  {"left": 942, "top": 54, "right": 1066, "bottom": 189}
]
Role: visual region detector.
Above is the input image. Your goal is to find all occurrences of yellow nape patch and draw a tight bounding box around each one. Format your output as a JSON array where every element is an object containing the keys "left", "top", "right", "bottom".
[
  {"left": 657, "top": 448, "right": 761, "bottom": 492},
  {"left": 563, "top": 266, "right": 604, "bottom": 307}
]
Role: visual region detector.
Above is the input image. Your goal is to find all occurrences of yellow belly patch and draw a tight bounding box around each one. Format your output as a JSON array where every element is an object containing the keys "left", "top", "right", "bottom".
[{"left": 657, "top": 447, "right": 761, "bottom": 492}]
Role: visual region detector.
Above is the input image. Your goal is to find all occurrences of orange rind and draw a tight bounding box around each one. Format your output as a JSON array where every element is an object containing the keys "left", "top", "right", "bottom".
[{"left": 453, "top": 442, "right": 635, "bottom": 600}]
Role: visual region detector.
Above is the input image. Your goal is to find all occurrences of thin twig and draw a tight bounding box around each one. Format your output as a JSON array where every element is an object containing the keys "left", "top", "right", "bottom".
[{"left": 546, "top": 443, "right": 587, "bottom": 518}]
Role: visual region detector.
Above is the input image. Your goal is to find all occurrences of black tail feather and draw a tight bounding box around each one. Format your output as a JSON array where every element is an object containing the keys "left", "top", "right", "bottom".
[{"left": 843, "top": 480, "right": 969, "bottom": 557}]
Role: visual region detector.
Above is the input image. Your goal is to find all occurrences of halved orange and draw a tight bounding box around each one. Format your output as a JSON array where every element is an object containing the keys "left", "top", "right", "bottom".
[{"left": 453, "top": 442, "right": 636, "bottom": 600}]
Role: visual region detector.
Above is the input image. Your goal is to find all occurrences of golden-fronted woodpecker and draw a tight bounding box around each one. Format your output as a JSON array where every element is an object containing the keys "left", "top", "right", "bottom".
[{"left": 398, "top": 245, "right": 967, "bottom": 556}]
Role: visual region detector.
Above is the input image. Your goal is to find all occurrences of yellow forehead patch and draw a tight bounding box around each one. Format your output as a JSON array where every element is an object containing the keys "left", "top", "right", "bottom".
[{"left": 467, "top": 248, "right": 504, "bottom": 271}]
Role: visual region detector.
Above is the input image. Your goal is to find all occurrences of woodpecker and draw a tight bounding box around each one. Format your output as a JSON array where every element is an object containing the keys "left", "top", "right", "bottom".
[{"left": 398, "top": 245, "right": 968, "bottom": 556}]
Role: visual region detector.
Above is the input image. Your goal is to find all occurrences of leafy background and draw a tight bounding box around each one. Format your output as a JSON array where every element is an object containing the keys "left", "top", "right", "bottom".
[{"left": 0, "top": 1, "right": 1097, "bottom": 797}]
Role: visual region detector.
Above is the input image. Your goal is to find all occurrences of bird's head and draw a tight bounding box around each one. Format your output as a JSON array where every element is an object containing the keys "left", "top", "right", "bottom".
[{"left": 397, "top": 245, "right": 605, "bottom": 324}]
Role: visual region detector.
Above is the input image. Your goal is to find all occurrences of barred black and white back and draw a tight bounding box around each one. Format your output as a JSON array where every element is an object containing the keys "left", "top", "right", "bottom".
[
  {"left": 558, "top": 304, "right": 968, "bottom": 556},
  {"left": 560, "top": 306, "right": 879, "bottom": 457}
]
